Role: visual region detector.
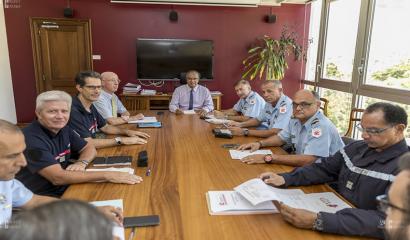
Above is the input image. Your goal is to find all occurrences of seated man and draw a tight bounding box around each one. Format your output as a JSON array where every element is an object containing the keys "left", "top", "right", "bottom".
[
  {"left": 16, "top": 91, "right": 143, "bottom": 197},
  {"left": 169, "top": 70, "right": 214, "bottom": 115},
  {"left": 213, "top": 80, "right": 265, "bottom": 122},
  {"left": 381, "top": 153, "right": 410, "bottom": 240},
  {"left": 258, "top": 102, "right": 409, "bottom": 239},
  {"left": 228, "top": 80, "right": 292, "bottom": 138},
  {"left": 238, "top": 89, "right": 344, "bottom": 166},
  {"left": 0, "top": 119, "right": 123, "bottom": 226},
  {"left": 69, "top": 71, "right": 150, "bottom": 149},
  {"left": 94, "top": 71, "right": 144, "bottom": 126}
]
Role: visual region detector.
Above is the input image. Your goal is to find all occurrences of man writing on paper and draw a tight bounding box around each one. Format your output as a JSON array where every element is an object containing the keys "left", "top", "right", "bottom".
[
  {"left": 238, "top": 90, "right": 344, "bottom": 166},
  {"left": 379, "top": 153, "right": 410, "bottom": 240},
  {"left": 16, "top": 91, "right": 143, "bottom": 198},
  {"left": 69, "top": 71, "right": 149, "bottom": 149},
  {"left": 259, "top": 103, "right": 409, "bottom": 239},
  {"left": 169, "top": 70, "right": 214, "bottom": 116},
  {"left": 212, "top": 80, "right": 265, "bottom": 122},
  {"left": 227, "top": 80, "right": 292, "bottom": 138},
  {"left": 0, "top": 119, "right": 124, "bottom": 226},
  {"left": 94, "top": 71, "right": 144, "bottom": 125}
]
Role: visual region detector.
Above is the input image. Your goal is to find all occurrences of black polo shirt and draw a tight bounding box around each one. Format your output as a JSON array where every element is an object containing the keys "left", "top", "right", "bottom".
[
  {"left": 16, "top": 120, "right": 87, "bottom": 197},
  {"left": 68, "top": 95, "right": 107, "bottom": 138}
]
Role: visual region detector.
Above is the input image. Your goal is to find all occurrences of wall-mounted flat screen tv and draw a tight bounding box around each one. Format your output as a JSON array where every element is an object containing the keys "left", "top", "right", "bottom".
[{"left": 136, "top": 38, "right": 214, "bottom": 81}]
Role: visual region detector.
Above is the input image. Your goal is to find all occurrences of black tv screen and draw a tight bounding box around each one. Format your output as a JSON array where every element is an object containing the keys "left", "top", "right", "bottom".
[{"left": 136, "top": 38, "right": 214, "bottom": 81}]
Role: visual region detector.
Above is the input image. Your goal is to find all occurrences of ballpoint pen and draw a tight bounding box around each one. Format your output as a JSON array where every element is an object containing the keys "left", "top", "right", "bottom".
[
  {"left": 146, "top": 167, "right": 151, "bottom": 176},
  {"left": 128, "top": 227, "right": 136, "bottom": 240}
]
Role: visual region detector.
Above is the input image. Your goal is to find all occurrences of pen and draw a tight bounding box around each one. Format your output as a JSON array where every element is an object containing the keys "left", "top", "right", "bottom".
[
  {"left": 128, "top": 227, "right": 136, "bottom": 240},
  {"left": 222, "top": 123, "right": 229, "bottom": 128},
  {"left": 146, "top": 167, "right": 151, "bottom": 176}
]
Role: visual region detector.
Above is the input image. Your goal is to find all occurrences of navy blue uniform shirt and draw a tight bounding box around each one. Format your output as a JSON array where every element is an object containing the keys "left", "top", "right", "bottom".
[
  {"left": 16, "top": 120, "right": 87, "bottom": 197},
  {"left": 68, "top": 95, "right": 107, "bottom": 138},
  {"left": 280, "top": 140, "right": 409, "bottom": 239}
]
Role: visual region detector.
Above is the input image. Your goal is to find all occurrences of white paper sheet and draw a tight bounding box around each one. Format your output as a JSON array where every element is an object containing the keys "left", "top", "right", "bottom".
[
  {"left": 128, "top": 116, "right": 158, "bottom": 123},
  {"left": 207, "top": 191, "right": 277, "bottom": 215},
  {"left": 183, "top": 110, "right": 196, "bottom": 114},
  {"left": 86, "top": 167, "right": 134, "bottom": 174},
  {"left": 229, "top": 150, "right": 273, "bottom": 160},
  {"left": 234, "top": 179, "right": 351, "bottom": 213},
  {"left": 205, "top": 118, "right": 231, "bottom": 124},
  {"left": 90, "top": 199, "right": 125, "bottom": 240}
]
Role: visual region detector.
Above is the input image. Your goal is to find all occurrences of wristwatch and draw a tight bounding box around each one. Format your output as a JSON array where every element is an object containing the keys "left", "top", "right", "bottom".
[
  {"left": 264, "top": 154, "right": 273, "bottom": 164},
  {"left": 312, "top": 213, "right": 324, "bottom": 231},
  {"left": 79, "top": 160, "right": 90, "bottom": 166},
  {"left": 243, "top": 128, "right": 249, "bottom": 137},
  {"left": 114, "top": 137, "right": 122, "bottom": 145}
]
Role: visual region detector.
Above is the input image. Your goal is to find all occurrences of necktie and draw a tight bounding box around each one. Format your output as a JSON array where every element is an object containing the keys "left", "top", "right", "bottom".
[
  {"left": 111, "top": 96, "right": 117, "bottom": 117},
  {"left": 188, "top": 89, "right": 194, "bottom": 110}
]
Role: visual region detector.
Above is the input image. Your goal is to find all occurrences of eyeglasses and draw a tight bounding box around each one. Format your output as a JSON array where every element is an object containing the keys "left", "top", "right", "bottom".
[
  {"left": 355, "top": 124, "right": 392, "bottom": 135},
  {"left": 292, "top": 102, "right": 314, "bottom": 109},
  {"left": 376, "top": 194, "right": 410, "bottom": 214},
  {"left": 83, "top": 85, "right": 102, "bottom": 90}
]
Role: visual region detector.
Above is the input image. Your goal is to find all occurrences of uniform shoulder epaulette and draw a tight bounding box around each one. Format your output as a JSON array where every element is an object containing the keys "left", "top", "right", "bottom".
[{"left": 311, "top": 118, "right": 320, "bottom": 125}]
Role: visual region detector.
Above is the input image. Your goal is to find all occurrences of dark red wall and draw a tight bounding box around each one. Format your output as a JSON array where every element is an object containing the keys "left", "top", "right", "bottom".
[{"left": 4, "top": 0, "right": 307, "bottom": 122}]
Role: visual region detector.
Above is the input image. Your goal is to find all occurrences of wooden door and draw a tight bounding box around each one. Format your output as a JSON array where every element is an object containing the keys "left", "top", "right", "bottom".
[{"left": 30, "top": 18, "right": 92, "bottom": 95}]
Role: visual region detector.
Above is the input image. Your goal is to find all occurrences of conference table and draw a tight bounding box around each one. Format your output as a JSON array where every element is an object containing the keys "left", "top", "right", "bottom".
[{"left": 63, "top": 111, "right": 367, "bottom": 240}]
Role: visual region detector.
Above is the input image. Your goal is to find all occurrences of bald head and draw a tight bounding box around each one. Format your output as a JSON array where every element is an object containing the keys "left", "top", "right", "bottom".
[
  {"left": 292, "top": 89, "right": 321, "bottom": 123},
  {"left": 101, "top": 71, "right": 120, "bottom": 93}
]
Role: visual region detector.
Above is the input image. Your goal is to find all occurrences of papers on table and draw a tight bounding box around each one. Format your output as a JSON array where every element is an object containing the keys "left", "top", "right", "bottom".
[
  {"left": 90, "top": 199, "right": 125, "bottom": 240},
  {"left": 204, "top": 115, "right": 231, "bottom": 124},
  {"left": 229, "top": 150, "right": 273, "bottom": 160},
  {"left": 233, "top": 178, "right": 351, "bottom": 213},
  {"left": 86, "top": 167, "right": 135, "bottom": 175},
  {"left": 183, "top": 109, "right": 196, "bottom": 114},
  {"left": 206, "top": 191, "right": 278, "bottom": 215},
  {"left": 128, "top": 116, "right": 158, "bottom": 124}
]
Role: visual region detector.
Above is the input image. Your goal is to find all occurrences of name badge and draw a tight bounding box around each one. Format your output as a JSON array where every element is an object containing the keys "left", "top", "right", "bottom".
[{"left": 346, "top": 180, "right": 354, "bottom": 190}]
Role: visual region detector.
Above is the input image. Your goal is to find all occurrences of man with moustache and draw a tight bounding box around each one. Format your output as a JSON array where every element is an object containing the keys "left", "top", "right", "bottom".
[{"left": 228, "top": 80, "right": 292, "bottom": 138}]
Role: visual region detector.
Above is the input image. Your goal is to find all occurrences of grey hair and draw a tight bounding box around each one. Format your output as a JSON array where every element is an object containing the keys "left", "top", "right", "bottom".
[
  {"left": 36, "top": 90, "right": 72, "bottom": 112},
  {"left": 0, "top": 200, "right": 113, "bottom": 240},
  {"left": 262, "top": 80, "right": 282, "bottom": 89},
  {"left": 234, "top": 80, "right": 251, "bottom": 87}
]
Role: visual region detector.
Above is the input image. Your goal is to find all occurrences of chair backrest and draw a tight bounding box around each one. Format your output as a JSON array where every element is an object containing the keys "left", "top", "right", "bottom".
[
  {"left": 319, "top": 97, "right": 329, "bottom": 117},
  {"left": 344, "top": 108, "right": 365, "bottom": 137}
]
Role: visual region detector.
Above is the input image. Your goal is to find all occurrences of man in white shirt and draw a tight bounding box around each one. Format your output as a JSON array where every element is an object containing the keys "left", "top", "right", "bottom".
[
  {"left": 169, "top": 70, "right": 214, "bottom": 115},
  {"left": 94, "top": 71, "right": 144, "bottom": 125}
]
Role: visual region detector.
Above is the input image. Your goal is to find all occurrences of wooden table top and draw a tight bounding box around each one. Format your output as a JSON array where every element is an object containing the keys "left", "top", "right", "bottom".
[{"left": 63, "top": 111, "right": 365, "bottom": 240}]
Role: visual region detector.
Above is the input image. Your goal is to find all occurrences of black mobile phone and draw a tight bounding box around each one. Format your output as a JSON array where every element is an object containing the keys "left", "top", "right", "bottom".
[
  {"left": 123, "top": 215, "right": 160, "bottom": 228},
  {"left": 221, "top": 144, "right": 240, "bottom": 149}
]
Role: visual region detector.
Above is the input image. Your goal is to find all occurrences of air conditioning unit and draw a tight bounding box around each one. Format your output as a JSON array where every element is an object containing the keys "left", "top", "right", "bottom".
[
  {"left": 259, "top": 0, "right": 308, "bottom": 6},
  {"left": 111, "top": 0, "right": 259, "bottom": 7}
]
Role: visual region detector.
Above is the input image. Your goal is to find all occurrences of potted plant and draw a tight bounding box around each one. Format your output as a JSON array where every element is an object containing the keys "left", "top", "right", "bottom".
[{"left": 242, "top": 27, "right": 304, "bottom": 81}]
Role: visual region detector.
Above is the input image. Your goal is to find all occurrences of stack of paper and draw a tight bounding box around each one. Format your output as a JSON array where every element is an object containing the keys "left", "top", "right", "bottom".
[
  {"left": 229, "top": 150, "right": 273, "bottom": 160},
  {"left": 204, "top": 115, "right": 231, "bottom": 124},
  {"left": 128, "top": 116, "right": 158, "bottom": 124},
  {"left": 140, "top": 89, "right": 157, "bottom": 95},
  {"left": 207, "top": 178, "right": 351, "bottom": 215},
  {"left": 122, "top": 83, "right": 141, "bottom": 94},
  {"left": 90, "top": 199, "right": 125, "bottom": 240},
  {"left": 206, "top": 191, "right": 277, "bottom": 215}
]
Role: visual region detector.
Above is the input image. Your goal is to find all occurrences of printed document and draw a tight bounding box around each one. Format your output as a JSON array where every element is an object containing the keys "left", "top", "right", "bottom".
[
  {"left": 229, "top": 150, "right": 273, "bottom": 160},
  {"left": 128, "top": 117, "right": 158, "bottom": 124},
  {"left": 90, "top": 199, "right": 125, "bottom": 240}
]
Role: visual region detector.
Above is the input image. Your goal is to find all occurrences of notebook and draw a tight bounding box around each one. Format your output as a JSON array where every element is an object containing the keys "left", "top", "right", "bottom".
[{"left": 92, "top": 156, "right": 133, "bottom": 166}]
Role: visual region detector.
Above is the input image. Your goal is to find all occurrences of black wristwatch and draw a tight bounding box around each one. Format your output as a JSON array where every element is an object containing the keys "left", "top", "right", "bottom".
[
  {"left": 243, "top": 128, "right": 249, "bottom": 137},
  {"left": 114, "top": 137, "right": 122, "bottom": 145}
]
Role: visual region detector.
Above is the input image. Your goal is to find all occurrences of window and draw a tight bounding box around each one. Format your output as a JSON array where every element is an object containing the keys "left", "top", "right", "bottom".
[
  {"left": 364, "top": 0, "right": 410, "bottom": 91},
  {"left": 321, "top": 88, "right": 352, "bottom": 135},
  {"left": 303, "top": 0, "right": 410, "bottom": 141},
  {"left": 322, "top": 0, "right": 361, "bottom": 82},
  {"left": 304, "top": 0, "right": 323, "bottom": 82}
]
